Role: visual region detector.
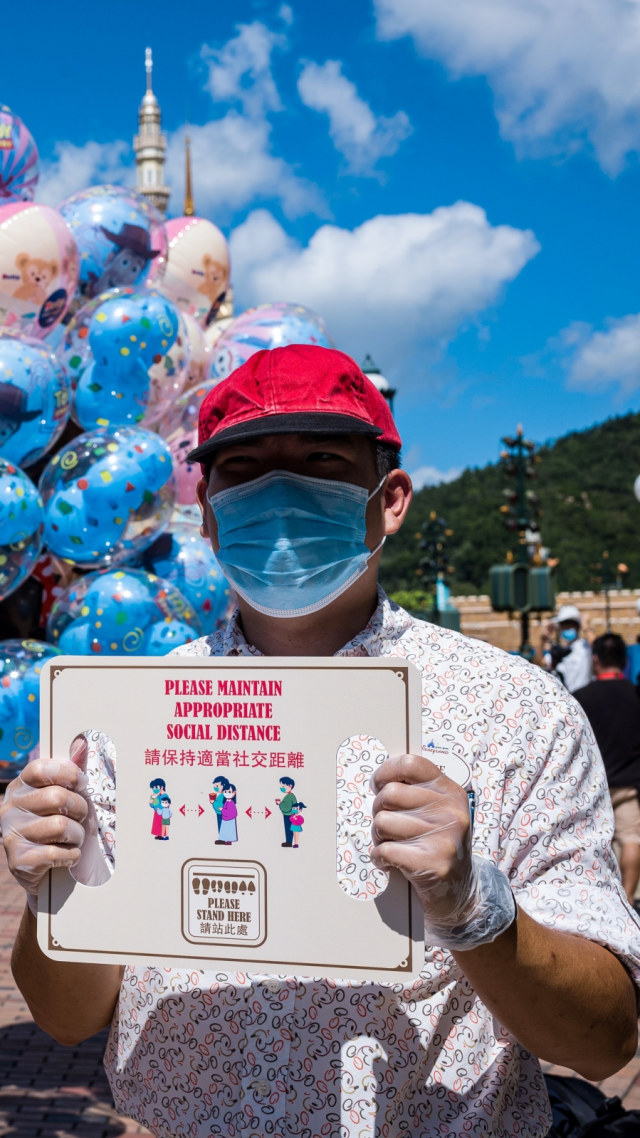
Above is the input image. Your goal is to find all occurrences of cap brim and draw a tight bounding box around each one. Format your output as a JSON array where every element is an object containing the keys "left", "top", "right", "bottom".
[{"left": 187, "top": 412, "right": 383, "bottom": 464}]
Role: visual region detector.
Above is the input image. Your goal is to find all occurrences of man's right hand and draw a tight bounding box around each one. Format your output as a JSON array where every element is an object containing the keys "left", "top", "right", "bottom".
[{"left": 0, "top": 735, "right": 109, "bottom": 896}]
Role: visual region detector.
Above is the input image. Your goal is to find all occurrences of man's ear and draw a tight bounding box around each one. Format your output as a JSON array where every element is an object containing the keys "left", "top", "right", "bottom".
[
  {"left": 383, "top": 469, "right": 412, "bottom": 537},
  {"left": 196, "top": 476, "right": 209, "bottom": 539}
]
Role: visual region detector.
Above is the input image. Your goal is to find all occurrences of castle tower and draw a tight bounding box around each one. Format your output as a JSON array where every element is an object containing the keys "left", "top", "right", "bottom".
[
  {"left": 184, "top": 133, "right": 195, "bottom": 216},
  {"left": 133, "top": 47, "right": 170, "bottom": 214}
]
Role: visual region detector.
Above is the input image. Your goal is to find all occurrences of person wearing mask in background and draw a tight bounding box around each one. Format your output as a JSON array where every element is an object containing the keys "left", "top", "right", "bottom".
[
  {"left": 541, "top": 604, "right": 593, "bottom": 693},
  {"left": 574, "top": 632, "right": 640, "bottom": 910}
]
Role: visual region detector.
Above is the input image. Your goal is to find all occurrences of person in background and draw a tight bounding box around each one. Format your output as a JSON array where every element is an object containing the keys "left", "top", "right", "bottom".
[
  {"left": 574, "top": 632, "right": 640, "bottom": 909},
  {"left": 541, "top": 604, "right": 593, "bottom": 693}
]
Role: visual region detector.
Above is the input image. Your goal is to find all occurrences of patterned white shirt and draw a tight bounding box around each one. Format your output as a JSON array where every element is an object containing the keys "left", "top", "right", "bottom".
[{"left": 89, "top": 592, "right": 640, "bottom": 1138}]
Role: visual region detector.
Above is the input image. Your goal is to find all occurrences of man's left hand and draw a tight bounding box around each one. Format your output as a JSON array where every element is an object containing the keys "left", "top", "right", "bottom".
[{"left": 370, "top": 754, "right": 474, "bottom": 928}]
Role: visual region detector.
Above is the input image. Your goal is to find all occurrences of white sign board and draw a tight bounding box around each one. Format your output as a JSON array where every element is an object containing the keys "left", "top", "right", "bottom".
[{"left": 39, "top": 656, "right": 426, "bottom": 982}]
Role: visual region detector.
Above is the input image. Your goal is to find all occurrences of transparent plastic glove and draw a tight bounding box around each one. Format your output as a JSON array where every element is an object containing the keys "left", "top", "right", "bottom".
[
  {"left": 0, "top": 735, "right": 111, "bottom": 909},
  {"left": 370, "top": 753, "right": 516, "bottom": 950}
]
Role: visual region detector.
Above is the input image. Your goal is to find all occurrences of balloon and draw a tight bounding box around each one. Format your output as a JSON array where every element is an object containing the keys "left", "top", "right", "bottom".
[
  {"left": 0, "top": 106, "right": 39, "bottom": 203},
  {"left": 61, "top": 288, "right": 187, "bottom": 430},
  {"left": 148, "top": 216, "right": 229, "bottom": 324},
  {"left": 203, "top": 314, "right": 233, "bottom": 354},
  {"left": 38, "top": 426, "right": 175, "bottom": 569},
  {"left": 156, "top": 379, "right": 217, "bottom": 506},
  {"left": 0, "top": 202, "right": 78, "bottom": 338},
  {"left": 0, "top": 331, "right": 70, "bottom": 467},
  {"left": 0, "top": 460, "right": 43, "bottom": 600},
  {"left": 47, "top": 567, "right": 200, "bottom": 655},
  {"left": 181, "top": 310, "right": 209, "bottom": 390},
  {"left": 136, "top": 522, "right": 232, "bottom": 634},
  {"left": 209, "top": 302, "right": 333, "bottom": 380},
  {"left": 0, "top": 639, "right": 61, "bottom": 775},
  {"left": 58, "top": 185, "right": 167, "bottom": 307}
]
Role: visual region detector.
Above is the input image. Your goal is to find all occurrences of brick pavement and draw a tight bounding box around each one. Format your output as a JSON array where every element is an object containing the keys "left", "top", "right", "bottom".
[
  {"left": 0, "top": 816, "right": 152, "bottom": 1138},
  {"left": 2, "top": 794, "right": 640, "bottom": 1135}
]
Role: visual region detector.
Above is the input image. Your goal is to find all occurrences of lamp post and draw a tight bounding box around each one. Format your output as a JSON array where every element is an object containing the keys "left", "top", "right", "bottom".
[{"left": 490, "top": 426, "right": 553, "bottom": 659}]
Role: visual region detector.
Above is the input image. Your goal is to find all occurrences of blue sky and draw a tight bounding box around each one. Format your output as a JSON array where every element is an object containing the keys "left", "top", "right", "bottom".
[{"left": 4, "top": 0, "right": 640, "bottom": 488}]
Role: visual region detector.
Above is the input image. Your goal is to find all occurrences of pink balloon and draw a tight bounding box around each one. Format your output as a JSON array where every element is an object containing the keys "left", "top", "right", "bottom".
[{"left": 0, "top": 202, "right": 78, "bottom": 338}]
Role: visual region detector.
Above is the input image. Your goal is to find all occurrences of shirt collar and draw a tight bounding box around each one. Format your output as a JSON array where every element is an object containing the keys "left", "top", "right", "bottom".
[{"left": 219, "top": 588, "right": 417, "bottom": 658}]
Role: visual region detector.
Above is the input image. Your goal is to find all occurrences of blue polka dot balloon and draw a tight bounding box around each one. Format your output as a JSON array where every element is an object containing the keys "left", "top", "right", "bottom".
[
  {"left": 0, "top": 458, "right": 43, "bottom": 600},
  {"left": 136, "top": 521, "right": 232, "bottom": 634},
  {"left": 38, "top": 426, "right": 175, "bottom": 569},
  {"left": 47, "top": 567, "right": 201, "bottom": 655},
  {"left": 0, "top": 639, "right": 61, "bottom": 777},
  {"left": 63, "top": 288, "right": 187, "bottom": 431},
  {"left": 0, "top": 331, "right": 70, "bottom": 467}
]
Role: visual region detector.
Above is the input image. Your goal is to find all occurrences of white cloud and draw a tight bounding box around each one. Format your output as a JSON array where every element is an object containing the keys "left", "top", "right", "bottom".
[
  {"left": 200, "top": 21, "right": 285, "bottom": 117},
  {"left": 229, "top": 204, "right": 539, "bottom": 368},
  {"left": 36, "top": 140, "right": 132, "bottom": 207},
  {"left": 375, "top": 0, "right": 640, "bottom": 173},
  {"left": 297, "top": 60, "right": 411, "bottom": 173},
  {"left": 185, "top": 21, "right": 324, "bottom": 221},
  {"left": 559, "top": 314, "right": 640, "bottom": 392},
  {"left": 410, "top": 464, "right": 462, "bottom": 490},
  {"left": 165, "top": 119, "right": 325, "bottom": 222}
]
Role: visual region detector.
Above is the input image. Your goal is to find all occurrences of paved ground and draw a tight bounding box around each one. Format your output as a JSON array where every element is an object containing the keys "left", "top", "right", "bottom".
[{"left": 1, "top": 802, "right": 640, "bottom": 1135}]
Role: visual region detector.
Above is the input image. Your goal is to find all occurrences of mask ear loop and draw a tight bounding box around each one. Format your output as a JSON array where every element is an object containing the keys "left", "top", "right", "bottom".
[{"left": 365, "top": 476, "right": 387, "bottom": 560}]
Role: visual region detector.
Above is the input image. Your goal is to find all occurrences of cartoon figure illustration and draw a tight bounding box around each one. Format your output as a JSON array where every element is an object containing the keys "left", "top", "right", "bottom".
[
  {"left": 276, "top": 776, "right": 297, "bottom": 847},
  {"left": 159, "top": 794, "right": 172, "bottom": 840},
  {"left": 289, "top": 801, "right": 306, "bottom": 848},
  {"left": 197, "top": 253, "right": 227, "bottom": 304},
  {"left": 0, "top": 382, "right": 42, "bottom": 449},
  {"left": 89, "top": 223, "right": 159, "bottom": 296},
  {"left": 13, "top": 253, "right": 58, "bottom": 305},
  {"left": 209, "top": 774, "right": 230, "bottom": 841},
  {"left": 218, "top": 784, "right": 238, "bottom": 845},
  {"left": 149, "top": 777, "right": 166, "bottom": 839}
]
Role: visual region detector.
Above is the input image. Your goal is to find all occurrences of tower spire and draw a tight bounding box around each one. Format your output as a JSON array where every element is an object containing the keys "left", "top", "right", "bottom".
[
  {"left": 133, "top": 46, "right": 170, "bottom": 215},
  {"left": 184, "top": 133, "right": 195, "bottom": 216}
]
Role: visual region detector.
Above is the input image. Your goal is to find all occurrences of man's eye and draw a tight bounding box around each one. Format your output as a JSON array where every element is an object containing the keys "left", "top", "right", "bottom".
[{"left": 307, "top": 451, "right": 343, "bottom": 462}]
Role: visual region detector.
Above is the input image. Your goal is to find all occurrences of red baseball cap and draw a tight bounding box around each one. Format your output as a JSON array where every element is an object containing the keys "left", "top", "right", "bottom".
[{"left": 187, "top": 344, "right": 402, "bottom": 464}]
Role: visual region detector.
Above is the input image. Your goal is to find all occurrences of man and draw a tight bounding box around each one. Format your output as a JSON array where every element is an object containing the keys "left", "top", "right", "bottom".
[
  {"left": 542, "top": 603, "right": 593, "bottom": 692},
  {"left": 1, "top": 344, "right": 639, "bottom": 1138},
  {"left": 573, "top": 632, "right": 640, "bottom": 907},
  {"left": 277, "top": 776, "right": 297, "bottom": 846}
]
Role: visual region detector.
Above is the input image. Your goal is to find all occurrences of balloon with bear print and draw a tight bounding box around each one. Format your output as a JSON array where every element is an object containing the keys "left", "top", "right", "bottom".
[
  {"left": 147, "top": 216, "right": 230, "bottom": 325},
  {"left": 0, "top": 202, "right": 78, "bottom": 339}
]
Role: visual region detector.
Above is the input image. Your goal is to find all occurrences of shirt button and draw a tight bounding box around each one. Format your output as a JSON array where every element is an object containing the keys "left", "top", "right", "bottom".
[
  {"left": 255, "top": 1079, "right": 270, "bottom": 1095},
  {"left": 263, "top": 979, "right": 280, "bottom": 994}
]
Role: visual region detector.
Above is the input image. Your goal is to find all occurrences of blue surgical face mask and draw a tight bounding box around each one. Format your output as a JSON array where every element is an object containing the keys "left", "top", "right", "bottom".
[
  {"left": 208, "top": 469, "right": 385, "bottom": 618},
  {"left": 560, "top": 627, "right": 578, "bottom": 643}
]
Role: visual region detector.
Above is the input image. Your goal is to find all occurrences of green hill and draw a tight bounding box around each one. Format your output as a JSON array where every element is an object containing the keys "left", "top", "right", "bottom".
[{"left": 379, "top": 411, "right": 640, "bottom": 597}]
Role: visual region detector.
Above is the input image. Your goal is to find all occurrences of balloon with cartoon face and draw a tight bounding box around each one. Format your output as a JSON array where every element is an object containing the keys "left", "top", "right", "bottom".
[
  {"left": 0, "top": 639, "right": 61, "bottom": 776},
  {"left": 62, "top": 288, "right": 187, "bottom": 430},
  {"left": 0, "top": 460, "right": 44, "bottom": 600},
  {"left": 0, "top": 331, "right": 70, "bottom": 467},
  {"left": 38, "top": 426, "right": 175, "bottom": 569},
  {"left": 208, "top": 302, "right": 333, "bottom": 380},
  {"left": 47, "top": 566, "right": 200, "bottom": 655},
  {"left": 0, "top": 106, "right": 39, "bottom": 203},
  {"left": 58, "top": 185, "right": 167, "bottom": 309},
  {"left": 148, "top": 216, "right": 229, "bottom": 325},
  {"left": 0, "top": 202, "right": 78, "bottom": 339}
]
